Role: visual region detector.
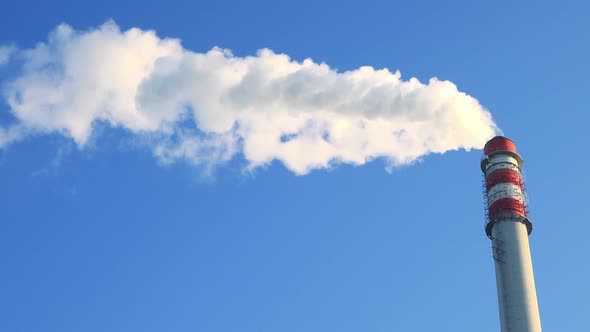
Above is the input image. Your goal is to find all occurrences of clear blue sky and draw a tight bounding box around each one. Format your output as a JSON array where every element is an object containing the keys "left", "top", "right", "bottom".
[{"left": 1, "top": 1, "right": 589, "bottom": 331}]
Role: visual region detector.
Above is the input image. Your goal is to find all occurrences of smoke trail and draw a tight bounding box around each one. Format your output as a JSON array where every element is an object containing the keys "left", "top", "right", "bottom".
[
  {"left": 0, "top": 21, "right": 497, "bottom": 174},
  {"left": 0, "top": 44, "right": 16, "bottom": 66}
]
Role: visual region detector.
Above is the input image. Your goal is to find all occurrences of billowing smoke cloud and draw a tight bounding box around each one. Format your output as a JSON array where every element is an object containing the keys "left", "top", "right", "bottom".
[{"left": 0, "top": 21, "right": 497, "bottom": 174}]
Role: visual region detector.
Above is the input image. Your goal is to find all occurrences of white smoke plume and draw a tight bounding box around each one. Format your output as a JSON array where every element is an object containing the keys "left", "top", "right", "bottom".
[
  {"left": 0, "top": 44, "right": 16, "bottom": 66},
  {"left": 0, "top": 21, "right": 498, "bottom": 174}
]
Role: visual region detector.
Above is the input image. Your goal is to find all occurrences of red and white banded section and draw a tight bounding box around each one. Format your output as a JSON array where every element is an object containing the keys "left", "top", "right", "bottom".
[{"left": 481, "top": 136, "right": 531, "bottom": 237}]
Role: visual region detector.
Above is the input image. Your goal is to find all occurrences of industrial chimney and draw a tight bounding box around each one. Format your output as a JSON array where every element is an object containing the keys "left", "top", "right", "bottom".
[{"left": 481, "top": 136, "right": 542, "bottom": 332}]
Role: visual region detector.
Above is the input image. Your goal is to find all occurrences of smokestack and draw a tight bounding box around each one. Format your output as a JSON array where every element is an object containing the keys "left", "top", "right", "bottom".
[{"left": 481, "top": 136, "right": 542, "bottom": 331}]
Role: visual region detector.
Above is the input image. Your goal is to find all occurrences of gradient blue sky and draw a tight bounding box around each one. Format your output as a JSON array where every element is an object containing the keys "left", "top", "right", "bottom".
[{"left": 1, "top": 1, "right": 589, "bottom": 331}]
